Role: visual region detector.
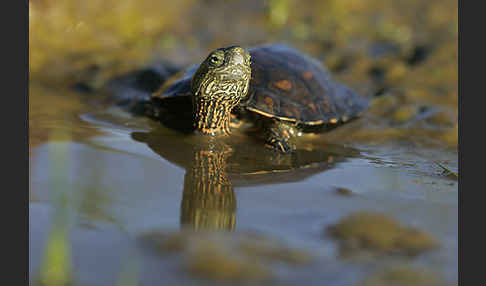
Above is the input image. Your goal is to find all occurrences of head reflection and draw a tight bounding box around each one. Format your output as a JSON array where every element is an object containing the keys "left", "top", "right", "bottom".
[{"left": 180, "top": 141, "right": 236, "bottom": 231}]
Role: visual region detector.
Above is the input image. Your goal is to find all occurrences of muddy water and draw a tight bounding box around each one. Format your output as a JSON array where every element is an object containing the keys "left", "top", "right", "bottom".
[{"left": 29, "top": 84, "right": 457, "bottom": 285}]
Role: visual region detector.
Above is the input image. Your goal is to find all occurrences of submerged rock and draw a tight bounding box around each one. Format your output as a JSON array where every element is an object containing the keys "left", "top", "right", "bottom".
[
  {"left": 359, "top": 266, "right": 448, "bottom": 286},
  {"left": 327, "top": 211, "right": 438, "bottom": 256},
  {"left": 334, "top": 187, "right": 354, "bottom": 197},
  {"left": 186, "top": 239, "right": 272, "bottom": 283},
  {"left": 140, "top": 230, "right": 314, "bottom": 283}
]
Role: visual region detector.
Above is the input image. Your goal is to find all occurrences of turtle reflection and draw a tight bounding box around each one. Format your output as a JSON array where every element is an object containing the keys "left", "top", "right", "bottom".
[
  {"left": 181, "top": 139, "right": 236, "bottom": 231},
  {"left": 132, "top": 130, "right": 361, "bottom": 231}
]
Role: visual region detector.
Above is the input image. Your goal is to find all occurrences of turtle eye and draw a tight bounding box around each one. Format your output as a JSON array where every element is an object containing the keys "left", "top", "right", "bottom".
[{"left": 209, "top": 54, "right": 223, "bottom": 66}]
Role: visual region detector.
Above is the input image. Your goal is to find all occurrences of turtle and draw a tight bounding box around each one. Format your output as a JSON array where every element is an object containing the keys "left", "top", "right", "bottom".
[{"left": 121, "top": 43, "right": 368, "bottom": 153}]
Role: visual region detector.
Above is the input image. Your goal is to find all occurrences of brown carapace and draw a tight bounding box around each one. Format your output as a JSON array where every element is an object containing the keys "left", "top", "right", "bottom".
[{"left": 150, "top": 43, "right": 368, "bottom": 153}]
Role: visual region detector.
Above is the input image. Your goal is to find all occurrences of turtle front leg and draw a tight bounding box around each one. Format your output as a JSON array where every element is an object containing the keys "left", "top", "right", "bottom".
[{"left": 262, "top": 120, "right": 297, "bottom": 153}]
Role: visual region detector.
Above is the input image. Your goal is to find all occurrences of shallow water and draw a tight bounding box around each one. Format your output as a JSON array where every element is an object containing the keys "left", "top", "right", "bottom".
[{"left": 29, "top": 88, "right": 457, "bottom": 285}]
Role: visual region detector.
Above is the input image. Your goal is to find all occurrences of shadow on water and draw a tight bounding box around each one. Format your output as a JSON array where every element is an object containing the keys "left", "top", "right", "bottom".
[{"left": 131, "top": 129, "right": 361, "bottom": 231}]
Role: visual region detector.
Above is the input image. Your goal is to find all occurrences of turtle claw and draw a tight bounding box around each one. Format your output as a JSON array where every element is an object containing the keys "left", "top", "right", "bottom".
[{"left": 265, "top": 138, "right": 293, "bottom": 153}]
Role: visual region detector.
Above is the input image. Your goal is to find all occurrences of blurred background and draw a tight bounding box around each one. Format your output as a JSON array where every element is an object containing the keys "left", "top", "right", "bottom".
[{"left": 29, "top": 1, "right": 458, "bottom": 285}]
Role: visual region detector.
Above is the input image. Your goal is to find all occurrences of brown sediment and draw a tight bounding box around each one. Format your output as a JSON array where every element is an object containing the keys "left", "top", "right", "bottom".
[
  {"left": 359, "top": 266, "right": 447, "bottom": 286},
  {"left": 327, "top": 211, "right": 438, "bottom": 256},
  {"left": 140, "top": 230, "right": 314, "bottom": 283},
  {"left": 186, "top": 242, "right": 272, "bottom": 283}
]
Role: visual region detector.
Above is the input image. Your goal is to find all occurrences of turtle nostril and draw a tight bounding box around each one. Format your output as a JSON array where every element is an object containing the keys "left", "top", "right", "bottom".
[{"left": 232, "top": 47, "right": 244, "bottom": 53}]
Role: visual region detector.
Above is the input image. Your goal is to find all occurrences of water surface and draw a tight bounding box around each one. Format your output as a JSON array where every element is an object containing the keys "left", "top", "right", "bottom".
[{"left": 29, "top": 90, "right": 457, "bottom": 285}]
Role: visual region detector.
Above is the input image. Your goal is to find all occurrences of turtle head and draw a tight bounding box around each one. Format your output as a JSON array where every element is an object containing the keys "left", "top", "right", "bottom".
[{"left": 191, "top": 46, "right": 251, "bottom": 135}]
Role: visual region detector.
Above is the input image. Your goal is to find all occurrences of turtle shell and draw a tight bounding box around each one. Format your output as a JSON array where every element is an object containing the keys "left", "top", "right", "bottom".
[{"left": 153, "top": 43, "right": 368, "bottom": 126}]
